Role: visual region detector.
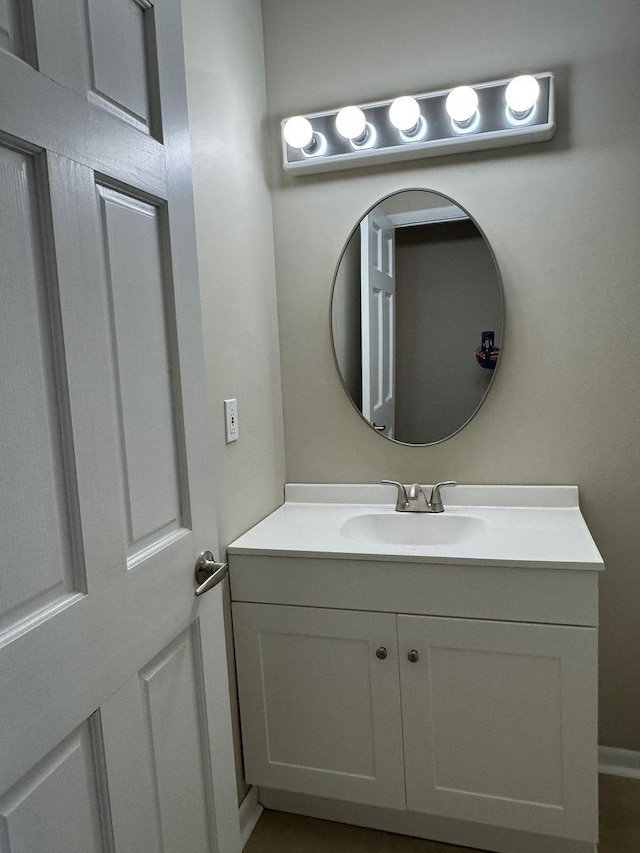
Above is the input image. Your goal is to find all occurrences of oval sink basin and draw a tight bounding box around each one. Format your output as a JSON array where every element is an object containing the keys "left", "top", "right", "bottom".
[{"left": 340, "top": 512, "right": 485, "bottom": 547}]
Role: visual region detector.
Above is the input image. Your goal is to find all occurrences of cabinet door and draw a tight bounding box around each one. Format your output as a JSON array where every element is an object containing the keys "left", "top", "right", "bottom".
[
  {"left": 398, "top": 615, "right": 597, "bottom": 842},
  {"left": 233, "top": 603, "right": 406, "bottom": 808}
]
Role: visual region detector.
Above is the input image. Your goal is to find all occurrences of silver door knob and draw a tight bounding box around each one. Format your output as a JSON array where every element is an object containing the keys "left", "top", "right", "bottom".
[
  {"left": 407, "top": 649, "right": 419, "bottom": 663},
  {"left": 375, "top": 646, "right": 388, "bottom": 660},
  {"left": 194, "top": 550, "right": 228, "bottom": 596}
]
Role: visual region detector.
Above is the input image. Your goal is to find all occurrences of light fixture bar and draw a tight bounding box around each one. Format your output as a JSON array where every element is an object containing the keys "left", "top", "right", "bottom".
[{"left": 281, "top": 72, "right": 555, "bottom": 175}]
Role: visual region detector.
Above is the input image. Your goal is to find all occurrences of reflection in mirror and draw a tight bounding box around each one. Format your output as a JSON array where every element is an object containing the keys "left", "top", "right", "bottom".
[{"left": 331, "top": 190, "right": 503, "bottom": 445}]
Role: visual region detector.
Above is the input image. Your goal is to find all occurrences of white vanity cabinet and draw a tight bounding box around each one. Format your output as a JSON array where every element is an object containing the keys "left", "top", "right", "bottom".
[
  {"left": 228, "top": 484, "right": 603, "bottom": 853},
  {"left": 232, "top": 601, "right": 598, "bottom": 842}
]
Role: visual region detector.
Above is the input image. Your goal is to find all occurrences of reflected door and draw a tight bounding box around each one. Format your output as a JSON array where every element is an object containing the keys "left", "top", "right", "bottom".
[
  {"left": 0, "top": 2, "right": 239, "bottom": 851},
  {"left": 360, "top": 212, "right": 396, "bottom": 438}
]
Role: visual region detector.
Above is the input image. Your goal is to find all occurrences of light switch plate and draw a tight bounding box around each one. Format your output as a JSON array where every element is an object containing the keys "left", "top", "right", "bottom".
[{"left": 224, "top": 398, "right": 239, "bottom": 443}]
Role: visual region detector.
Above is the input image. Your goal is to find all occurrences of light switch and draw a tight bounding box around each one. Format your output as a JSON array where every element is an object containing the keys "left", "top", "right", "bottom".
[{"left": 224, "top": 398, "right": 239, "bottom": 443}]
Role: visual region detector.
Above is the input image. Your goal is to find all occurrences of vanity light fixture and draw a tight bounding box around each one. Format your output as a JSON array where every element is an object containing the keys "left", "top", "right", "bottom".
[{"left": 281, "top": 71, "right": 555, "bottom": 175}]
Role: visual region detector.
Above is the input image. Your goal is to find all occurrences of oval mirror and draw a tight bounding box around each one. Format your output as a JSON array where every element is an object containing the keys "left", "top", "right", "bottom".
[{"left": 331, "top": 189, "right": 503, "bottom": 445}]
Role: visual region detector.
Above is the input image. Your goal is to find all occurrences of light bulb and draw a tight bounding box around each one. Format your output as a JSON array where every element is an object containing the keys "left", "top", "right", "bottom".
[
  {"left": 335, "top": 106, "right": 367, "bottom": 141},
  {"left": 389, "top": 96, "right": 421, "bottom": 133},
  {"left": 505, "top": 75, "right": 540, "bottom": 117},
  {"left": 283, "top": 116, "right": 314, "bottom": 149},
  {"left": 445, "top": 86, "right": 478, "bottom": 126}
]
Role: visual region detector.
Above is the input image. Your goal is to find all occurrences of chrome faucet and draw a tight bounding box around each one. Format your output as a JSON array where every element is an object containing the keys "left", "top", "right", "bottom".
[{"left": 382, "top": 480, "right": 457, "bottom": 513}]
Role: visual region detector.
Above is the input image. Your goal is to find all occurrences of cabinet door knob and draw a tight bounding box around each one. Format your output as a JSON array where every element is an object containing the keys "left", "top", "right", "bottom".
[
  {"left": 375, "top": 646, "right": 388, "bottom": 660},
  {"left": 407, "top": 649, "right": 419, "bottom": 663}
]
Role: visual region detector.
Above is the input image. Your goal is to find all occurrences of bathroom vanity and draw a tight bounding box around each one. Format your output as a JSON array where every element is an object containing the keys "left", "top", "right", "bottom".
[{"left": 229, "top": 484, "right": 603, "bottom": 853}]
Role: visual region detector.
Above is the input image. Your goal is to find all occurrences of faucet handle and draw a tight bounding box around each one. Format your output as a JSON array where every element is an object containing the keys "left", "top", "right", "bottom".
[
  {"left": 429, "top": 481, "right": 457, "bottom": 512},
  {"left": 381, "top": 480, "right": 408, "bottom": 511}
]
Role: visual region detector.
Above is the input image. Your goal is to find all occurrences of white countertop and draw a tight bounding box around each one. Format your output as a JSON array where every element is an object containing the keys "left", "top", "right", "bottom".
[{"left": 227, "top": 484, "right": 604, "bottom": 570}]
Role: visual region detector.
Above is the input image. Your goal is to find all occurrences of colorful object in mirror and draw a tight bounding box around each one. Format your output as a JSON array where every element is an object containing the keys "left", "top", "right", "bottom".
[{"left": 475, "top": 330, "right": 500, "bottom": 369}]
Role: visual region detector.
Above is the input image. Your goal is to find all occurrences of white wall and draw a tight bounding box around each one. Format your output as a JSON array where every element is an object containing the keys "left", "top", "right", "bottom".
[
  {"left": 182, "top": 0, "right": 286, "bottom": 800},
  {"left": 261, "top": 0, "right": 640, "bottom": 751}
]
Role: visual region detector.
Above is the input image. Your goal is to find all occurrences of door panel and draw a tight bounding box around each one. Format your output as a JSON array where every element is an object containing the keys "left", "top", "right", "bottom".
[
  {"left": 0, "top": 0, "right": 26, "bottom": 59},
  {"left": 30, "top": 0, "right": 92, "bottom": 98},
  {"left": 0, "top": 143, "right": 82, "bottom": 636},
  {"left": 100, "top": 680, "right": 161, "bottom": 853},
  {"left": 97, "top": 184, "right": 186, "bottom": 558},
  {"left": 86, "top": 0, "right": 156, "bottom": 132},
  {"left": 101, "top": 626, "right": 220, "bottom": 853},
  {"left": 99, "top": 608, "right": 233, "bottom": 853},
  {"left": 141, "top": 626, "right": 216, "bottom": 852},
  {"left": 398, "top": 615, "right": 598, "bottom": 842},
  {"left": 0, "top": 717, "right": 112, "bottom": 853},
  {"left": 233, "top": 603, "right": 406, "bottom": 809},
  {"left": 29, "top": 0, "right": 156, "bottom": 130}
]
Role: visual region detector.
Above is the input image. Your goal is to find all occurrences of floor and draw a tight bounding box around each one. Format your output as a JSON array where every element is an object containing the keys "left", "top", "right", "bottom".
[{"left": 244, "top": 775, "right": 640, "bottom": 852}]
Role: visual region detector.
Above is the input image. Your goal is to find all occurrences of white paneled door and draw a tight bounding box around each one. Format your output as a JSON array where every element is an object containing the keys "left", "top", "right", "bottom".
[
  {"left": 0, "top": 3, "right": 240, "bottom": 852},
  {"left": 360, "top": 211, "right": 396, "bottom": 439}
]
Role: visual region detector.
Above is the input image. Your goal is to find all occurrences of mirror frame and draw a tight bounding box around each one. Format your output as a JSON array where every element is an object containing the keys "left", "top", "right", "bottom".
[{"left": 330, "top": 187, "right": 504, "bottom": 446}]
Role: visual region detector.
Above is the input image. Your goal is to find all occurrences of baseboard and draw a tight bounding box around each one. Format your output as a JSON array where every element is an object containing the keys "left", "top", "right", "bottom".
[
  {"left": 239, "top": 785, "right": 263, "bottom": 848},
  {"left": 259, "top": 788, "right": 596, "bottom": 853},
  {"left": 598, "top": 746, "right": 640, "bottom": 779}
]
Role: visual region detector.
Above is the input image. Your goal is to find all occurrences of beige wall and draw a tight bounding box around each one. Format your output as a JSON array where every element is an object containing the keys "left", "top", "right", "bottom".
[
  {"left": 262, "top": 0, "right": 640, "bottom": 750},
  {"left": 182, "top": 0, "right": 285, "bottom": 801}
]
